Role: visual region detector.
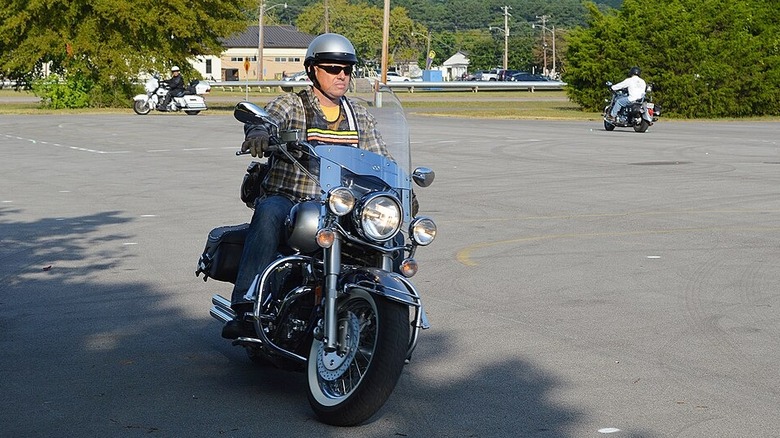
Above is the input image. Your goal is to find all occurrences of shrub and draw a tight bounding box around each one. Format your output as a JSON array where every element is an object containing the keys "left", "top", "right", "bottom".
[{"left": 31, "top": 73, "right": 92, "bottom": 109}]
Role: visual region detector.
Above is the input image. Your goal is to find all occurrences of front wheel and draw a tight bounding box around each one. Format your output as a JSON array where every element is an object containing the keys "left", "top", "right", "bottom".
[
  {"left": 133, "top": 100, "right": 151, "bottom": 115},
  {"left": 307, "top": 289, "right": 409, "bottom": 426},
  {"left": 634, "top": 119, "right": 650, "bottom": 133},
  {"left": 604, "top": 120, "right": 615, "bottom": 131},
  {"left": 185, "top": 110, "right": 200, "bottom": 115}
]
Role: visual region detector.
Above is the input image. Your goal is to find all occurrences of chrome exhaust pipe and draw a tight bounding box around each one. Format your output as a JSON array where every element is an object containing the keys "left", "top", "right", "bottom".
[
  {"left": 210, "top": 306, "right": 233, "bottom": 323},
  {"left": 210, "top": 294, "right": 235, "bottom": 323}
]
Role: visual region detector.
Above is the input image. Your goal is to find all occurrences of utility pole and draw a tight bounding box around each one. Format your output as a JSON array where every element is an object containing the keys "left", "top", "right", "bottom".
[
  {"left": 258, "top": 0, "right": 264, "bottom": 80},
  {"left": 257, "top": 1, "right": 287, "bottom": 80},
  {"left": 380, "top": 0, "right": 389, "bottom": 87},
  {"left": 551, "top": 25, "right": 556, "bottom": 76},
  {"left": 536, "top": 14, "right": 549, "bottom": 76},
  {"left": 502, "top": 6, "right": 511, "bottom": 70},
  {"left": 324, "top": 0, "right": 329, "bottom": 33}
]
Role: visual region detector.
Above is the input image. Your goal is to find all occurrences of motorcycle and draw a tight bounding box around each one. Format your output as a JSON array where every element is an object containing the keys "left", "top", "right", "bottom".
[
  {"left": 196, "top": 80, "right": 437, "bottom": 426},
  {"left": 603, "top": 81, "right": 660, "bottom": 132},
  {"left": 132, "top": 74, "right": 210, "bottom": 115}
]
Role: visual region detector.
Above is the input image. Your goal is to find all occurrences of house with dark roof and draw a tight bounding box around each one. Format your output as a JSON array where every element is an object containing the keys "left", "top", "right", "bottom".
[{"left": 190, "top": 25, "right": 316, "bottom": 81}]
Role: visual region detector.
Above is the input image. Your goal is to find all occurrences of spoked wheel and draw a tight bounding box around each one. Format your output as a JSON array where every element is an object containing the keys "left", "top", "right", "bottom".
[
  {"left": 634, "top": 119, "right": 650, "bottom": 132},
  {"left": 307, "top": 289, "right": 409, "bottom": 426},
  {"left": 133, "top": 100, "right": 151, "bottom": 115}
]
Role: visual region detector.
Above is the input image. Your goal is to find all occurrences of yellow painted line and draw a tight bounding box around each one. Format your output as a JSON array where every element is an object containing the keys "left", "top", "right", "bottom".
[{"left": 456, "top": 226, "right": 780, "bottom": 267}]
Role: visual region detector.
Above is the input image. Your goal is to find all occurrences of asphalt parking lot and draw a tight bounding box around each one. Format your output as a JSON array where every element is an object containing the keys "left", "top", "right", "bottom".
[{"left": 1, "top": 112, "right": 779, "bottom": 437}]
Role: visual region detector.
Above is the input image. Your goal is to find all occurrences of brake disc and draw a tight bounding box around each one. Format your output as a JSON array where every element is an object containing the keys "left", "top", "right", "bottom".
[{"left": 315, "top": 312, "right": 360, "bottom": 381}]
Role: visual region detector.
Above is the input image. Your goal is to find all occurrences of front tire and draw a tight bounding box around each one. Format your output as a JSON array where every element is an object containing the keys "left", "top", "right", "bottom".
[
  {"left": 604, "top": 120, "right": 615, "bottom": 131},
  {"left": 133, "top": 100, "right": 151, "bottom": 115},
  {"left": 185, "top": 110, "right": 200, "bottom": 115},
  {"left": 307, "top": 289, "right": 409, "bottom": 426}
]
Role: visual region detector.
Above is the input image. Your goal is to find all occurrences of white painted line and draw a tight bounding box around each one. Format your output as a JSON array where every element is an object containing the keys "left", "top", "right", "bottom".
[
  {"left": 140, "top": 214, "right": 157, "bottom": 218},
  {"left": 598, "top": 428, "right": 621, "bottom": 434},
  {"left": 646, "top": 255, "right": 661, "bottom": 259},
  {"left": 2, "top": 133, "right": 127, "bottom": 154},
  {"left": 123, "top": 242, "right": 138, "bottom": 245}
]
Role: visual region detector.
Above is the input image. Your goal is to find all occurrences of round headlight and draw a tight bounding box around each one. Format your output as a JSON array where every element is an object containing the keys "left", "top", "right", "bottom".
[
  {"left": 410, "top": 217, "right": 436, "bottom": 246},
  {"left": 328, "top": 187, "right": 355, "bottom": 216},
  {"left": 357, "top": 194, "right": 402, "bottom": 241}
]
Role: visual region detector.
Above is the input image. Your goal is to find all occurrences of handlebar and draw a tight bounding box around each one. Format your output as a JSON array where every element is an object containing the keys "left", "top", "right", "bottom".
[{"left": 235, "top": 137, "right": 309, "bottom": 158}]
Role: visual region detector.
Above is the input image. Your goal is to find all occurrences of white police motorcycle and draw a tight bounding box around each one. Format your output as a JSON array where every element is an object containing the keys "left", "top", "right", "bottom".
[{"left": 132, "top": 74, "right": 210, "bottom": 115}]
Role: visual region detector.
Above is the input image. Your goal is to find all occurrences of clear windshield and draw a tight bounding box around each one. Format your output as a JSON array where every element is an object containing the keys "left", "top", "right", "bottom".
[
  {"left": 314, "top": 79, "right": 414, "bottom": 224},
  {"left": 345, "top": 78, "right": 411, "bottom": 174}
]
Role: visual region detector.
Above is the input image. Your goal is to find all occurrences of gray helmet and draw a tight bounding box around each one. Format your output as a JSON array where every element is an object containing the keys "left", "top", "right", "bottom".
[
  {"left": 304, "top": 33, "right": 358, "bottom": 68},
  {"left": 629, "top": 66, "right": 641, "bottom": 76}
]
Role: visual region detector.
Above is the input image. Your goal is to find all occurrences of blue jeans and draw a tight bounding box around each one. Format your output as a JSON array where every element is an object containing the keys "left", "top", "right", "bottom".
[
  {"left": 611, "top": 96, "right": 632, "bottom": 117},
  {"left": 230, "top": 195, "right": 294, "bottom": 307}
]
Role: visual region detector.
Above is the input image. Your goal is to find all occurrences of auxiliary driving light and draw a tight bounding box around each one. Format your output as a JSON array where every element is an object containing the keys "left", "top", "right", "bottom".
[
  {"left": 316, "top": 229, "right": 336, "bottom": 248},
  {"left": 399, "top": 258, "right": 418, "bottom": 278}
]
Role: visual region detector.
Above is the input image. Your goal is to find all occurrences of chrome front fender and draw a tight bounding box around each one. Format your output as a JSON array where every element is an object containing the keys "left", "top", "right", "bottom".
[
  {"left": 340, "top": 267, "right": 419, "bottom": 306},
  {"left": 340, "top": 267, "right": 430, "bottom": 360}
]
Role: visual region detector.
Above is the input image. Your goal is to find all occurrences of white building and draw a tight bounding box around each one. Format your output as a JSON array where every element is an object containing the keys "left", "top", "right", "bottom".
[
  {"left": 190, "top": 25, "right": 315, "bottom": 81},
  {"left": 437, "top": 51, "right": 470, "bottom": 81}
]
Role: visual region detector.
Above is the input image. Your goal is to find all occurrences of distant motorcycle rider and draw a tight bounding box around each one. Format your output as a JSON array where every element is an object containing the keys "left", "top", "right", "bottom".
[
  {"left": 158, "top": 66, "right": 185, "bottom": 110},
  {"left": 607, "top": 66, "right": 647, "bottom": 121}
]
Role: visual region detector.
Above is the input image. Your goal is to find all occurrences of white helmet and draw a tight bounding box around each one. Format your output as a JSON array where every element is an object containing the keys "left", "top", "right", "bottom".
[{"left": 171, "top": 66, "right": 180, "bottom": 72}]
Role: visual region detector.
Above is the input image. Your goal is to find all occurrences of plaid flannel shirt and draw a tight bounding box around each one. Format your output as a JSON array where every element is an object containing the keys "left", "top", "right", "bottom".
[{"left": 245, "top": 88, "right": 390, "bottom": 201}]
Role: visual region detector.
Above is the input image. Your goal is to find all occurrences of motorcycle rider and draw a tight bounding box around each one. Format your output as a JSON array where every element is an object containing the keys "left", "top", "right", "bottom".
[
  {"left": 222, "top": 33, "right": 392, "bottom": 339},
  {"left": 158, "top": 66, "right": 185, "bottom": 111},
  {"left": 607, "top": 66, "right": 647, "bottom": 122}
]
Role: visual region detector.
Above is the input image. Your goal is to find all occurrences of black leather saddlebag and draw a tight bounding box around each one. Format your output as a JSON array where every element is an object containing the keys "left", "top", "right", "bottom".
[{"left": 196, "top": 224, "right": 249, "bottom": 283}]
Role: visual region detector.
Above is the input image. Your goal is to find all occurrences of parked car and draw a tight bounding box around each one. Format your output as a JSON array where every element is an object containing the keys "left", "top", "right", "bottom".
[
  {"left": 509, "top": 73, "right": 551, "bottom": 82},
  {"left": 283, "top": 71, "right": 309, "bottom": 81},
  {"left": 385, "top": 71, "right": 412, "bottom": 82},
  {"left": 497, "top": 69, "right": 524, "bottom": 81},
  {"left": 476, "top": 68, "right": 500, "bottom": 81},
  {"left": 465, "top": 71, "right": 483, "bottom": 81}
]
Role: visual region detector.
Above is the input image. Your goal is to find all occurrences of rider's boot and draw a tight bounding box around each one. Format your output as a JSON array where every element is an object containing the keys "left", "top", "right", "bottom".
[{"left": 221, "top": 303, "right": 255, "bottom": 339}]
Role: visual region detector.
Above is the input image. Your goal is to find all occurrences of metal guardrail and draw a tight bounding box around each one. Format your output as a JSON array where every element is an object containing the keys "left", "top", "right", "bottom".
[{"left": 208, "top": 79, "right": 566, "bottom": 93}]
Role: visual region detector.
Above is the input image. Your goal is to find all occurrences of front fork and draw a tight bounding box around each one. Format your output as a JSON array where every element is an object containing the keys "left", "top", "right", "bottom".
[
  {"left": 321, "top": 235, "right": 396, "bottom": 354},
  {"left": 322, "top": 236, "right": 341, "bottom": 352}
]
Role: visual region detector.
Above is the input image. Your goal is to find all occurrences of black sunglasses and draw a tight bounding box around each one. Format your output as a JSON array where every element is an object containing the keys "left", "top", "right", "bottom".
[{"left": 316, "top": 64, "right": 353, "bottom": 76}]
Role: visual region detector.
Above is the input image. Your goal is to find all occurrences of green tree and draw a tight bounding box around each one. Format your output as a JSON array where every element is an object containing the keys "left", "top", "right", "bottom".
[
  {"left": 0, "top": 0, "right": 253, "bottom": 107},
  {"left": 296, "top": 0, "right": 426, "bottom": 67},
  {"left": 565, "top": 0, "right": 780, "bottom": 117}
]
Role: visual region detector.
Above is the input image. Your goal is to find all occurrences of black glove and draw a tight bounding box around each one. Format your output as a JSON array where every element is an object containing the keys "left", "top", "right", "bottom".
[{"left": 241, "top": 133, "right": 269, "bottom": 158}]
